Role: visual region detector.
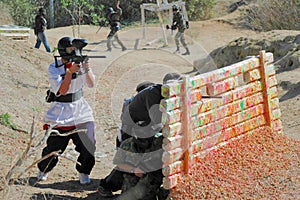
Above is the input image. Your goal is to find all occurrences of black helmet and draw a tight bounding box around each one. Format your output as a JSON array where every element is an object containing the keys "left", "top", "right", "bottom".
[
  {"left": 163, "top": 72, "right": 182, "bottom": 84},
  {"left": 107, "top": 7, "right": 114, "bottom": 13},
  {"left": 39, "top": 8, "right": 46, "bottom": 15},
  {"left": 136, "top": 81, "right": 155, "bottom": 93},
  {"left": 172, "top": 5, "right": 179, "bottom": 12},
  {"left": 57, "top": 37, "right": 75, "bottom": 59}
]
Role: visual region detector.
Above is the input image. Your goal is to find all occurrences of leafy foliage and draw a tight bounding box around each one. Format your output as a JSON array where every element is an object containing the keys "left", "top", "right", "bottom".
[
  {"left": 0, "top": 0, "right": 39, "bottom": 27},
  {"left": 0, "top": 112, "right": 16, "bottom": 129},
  {"left": 185, "top": 0, "right": 216, "bottom": 20},
  {"left": 3, "top": 0, "right": 299, "bottom": 31},
  {"left": 0, "top": 0, "right": 216, "bottom": 28}
]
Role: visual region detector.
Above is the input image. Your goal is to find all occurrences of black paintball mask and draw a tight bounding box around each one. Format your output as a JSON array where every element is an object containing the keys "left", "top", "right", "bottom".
[
  {"left": 172, "top": 5, "right": 179, "bottom": 12},
  {"left": 55, "top": 37, "right": 88, "bottom": 67}
]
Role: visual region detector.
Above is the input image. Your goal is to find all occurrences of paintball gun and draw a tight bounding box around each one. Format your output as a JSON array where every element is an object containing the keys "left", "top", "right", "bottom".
[
  {"left": 186, "top": 21, "right": 189, "bottom": 29},
  {"left": 54, "top": 38, "right": 106, "bottom": 67},
  {"left": 166, "top": 24, "right": 177, "bottom": 30}
]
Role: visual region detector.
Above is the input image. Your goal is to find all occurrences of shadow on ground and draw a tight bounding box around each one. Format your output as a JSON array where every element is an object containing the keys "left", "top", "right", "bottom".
[{"left": 279, "top": 81, "right": 300, "bottom": 102}]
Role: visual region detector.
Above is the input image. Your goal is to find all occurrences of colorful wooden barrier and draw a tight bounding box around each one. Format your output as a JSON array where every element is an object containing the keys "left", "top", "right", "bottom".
[{"left": 160, "top": 51, "right": 282, "bottom": 189}]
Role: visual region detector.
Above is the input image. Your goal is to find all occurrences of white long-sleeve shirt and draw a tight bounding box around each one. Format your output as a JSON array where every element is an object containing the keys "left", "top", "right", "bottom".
[{"left": 44, "top": 59, "right": 95, "bottom": 127}]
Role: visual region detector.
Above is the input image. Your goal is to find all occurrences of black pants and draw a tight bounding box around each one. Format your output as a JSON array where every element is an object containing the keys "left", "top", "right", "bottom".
[
  {"left": 99, "top": 168, "right": 126, "bottom": 192},
  {"left": 37, "top": 124, "right": 96, "bottom": 175},
  {"left": 100, "top": 168, "right": 168, "bottom": 200}
]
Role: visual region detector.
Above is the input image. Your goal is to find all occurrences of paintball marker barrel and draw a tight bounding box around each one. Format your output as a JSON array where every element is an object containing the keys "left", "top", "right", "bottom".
[
  {"left": 71, "top": 55, "right": 106, "bottom": 63},
  {"left": 202, "top": 95, "right": 222, "bottom": 99},
  {"left": 54, "top": 55, "right": 106, "bottom": 67}
]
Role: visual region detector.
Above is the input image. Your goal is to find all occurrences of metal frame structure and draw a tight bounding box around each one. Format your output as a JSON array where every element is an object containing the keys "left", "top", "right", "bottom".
[{"left": 140, "top": 0, "right": 188, "bottom": 46}]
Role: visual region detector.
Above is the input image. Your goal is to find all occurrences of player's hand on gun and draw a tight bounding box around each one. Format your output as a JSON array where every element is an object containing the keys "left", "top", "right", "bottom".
[
  {"left": 83, "top": 57, "right": 91, "bottom": 72},
  {"left": 69, "top": 62, "right": 81, "bottom": 73},
  {"left": 186, "top": 21, "right": 189, "bottom": 29},
  {"left": 166, "top": 24, "right": 177, "bottom": 30}
]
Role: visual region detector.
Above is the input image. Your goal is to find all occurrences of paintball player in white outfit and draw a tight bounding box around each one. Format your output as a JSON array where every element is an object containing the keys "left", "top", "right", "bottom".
[{"left": 37, "top": 37, "right": 96, "bottom": 185}]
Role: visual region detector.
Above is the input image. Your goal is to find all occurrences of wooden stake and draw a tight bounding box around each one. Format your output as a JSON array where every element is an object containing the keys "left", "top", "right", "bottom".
[
  {"left": 259, "top": 50, "right": 272, "bottom": 127},
  {"left": 181, "top": 75, "right": 191, "bottom": 174}
]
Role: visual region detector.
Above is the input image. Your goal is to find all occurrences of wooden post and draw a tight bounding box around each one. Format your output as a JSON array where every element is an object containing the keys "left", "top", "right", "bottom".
[
  {"left": 169, "top": 8, "right": 173, "bottom": 35},
  {"left": 141, "top": 5, "right": 145, "bottom": 39},
  {"left": 49, "top": 0, "right": 54, "bottom": 28},
  {"left": 157, "top": 11, "right": 168, "bottom": 46},
  {"left": 156, "top": 0, "right": 160, "bottom": 6},
  {"left": 181, "top": 75, "right": 191, "bottom": 174},
  {"left": 259, "top": 50, "right": 272, "bottom": 127}
]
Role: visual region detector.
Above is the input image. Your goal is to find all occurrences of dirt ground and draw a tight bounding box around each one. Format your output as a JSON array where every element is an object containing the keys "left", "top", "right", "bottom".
[{"left": 0, "top": 6, "right": 299, "bottom": 200}]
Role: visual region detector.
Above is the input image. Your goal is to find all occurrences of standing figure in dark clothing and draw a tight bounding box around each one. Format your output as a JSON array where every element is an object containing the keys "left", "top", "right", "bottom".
[
  {"left": 117, "top": 81, "right": 155, "bottom": 147},
  {"left": 106, "top": 0, "right": 127, "bottom": 51},
  {"left": 167, "top": 5, "right": 190, "bottom": 55},
  {"left": 34, "top": 7, "right": 51, "bottom": 53},
  {"left": 97, "top": 73, "right": 182, "bottom": 200}
]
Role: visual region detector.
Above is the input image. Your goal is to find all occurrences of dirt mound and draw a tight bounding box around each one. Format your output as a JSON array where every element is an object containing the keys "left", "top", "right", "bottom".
[
  {"left": 194, "top": 31, "right": 300, "bottom": 73},
  {"left": 0, "top": 36, "right": 52, "bottom": 130}
]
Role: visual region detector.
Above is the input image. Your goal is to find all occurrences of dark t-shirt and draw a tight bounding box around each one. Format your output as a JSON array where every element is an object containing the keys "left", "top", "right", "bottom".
[
  {"left": 35, "top": 14, "right": 47, "bottom": 33},
  {"left": 127, "top": 84, "right": 163, "bottom": 126}
]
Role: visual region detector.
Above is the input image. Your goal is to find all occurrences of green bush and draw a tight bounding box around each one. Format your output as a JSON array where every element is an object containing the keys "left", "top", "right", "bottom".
[
  {"left": 0, "top": 0, "right": 39, "bottom": 27},
  {"left": 185, "top": 0, "right": 216, "bottom": 20},
  {"left": 244, "top": 0, "right": 300, "bottom": 31},
  {"left": 1, "top": 0, "right": 216, "bottom": 28}
]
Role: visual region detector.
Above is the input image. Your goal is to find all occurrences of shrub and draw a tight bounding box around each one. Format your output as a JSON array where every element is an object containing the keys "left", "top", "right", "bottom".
[{"left": 244, "top": 0, "right": 300, "bottom": 31}]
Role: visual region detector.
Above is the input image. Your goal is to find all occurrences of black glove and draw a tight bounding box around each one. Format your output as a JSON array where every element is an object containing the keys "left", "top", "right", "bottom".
[
  {"left": 186, "top": 21, "right": 189, "bottom": 29},
  {"left": 166, "top": 25, "right": 170, "bottom": 30},
  {"left": 98, "top": 19, "right": 105, "bottom": 27}
]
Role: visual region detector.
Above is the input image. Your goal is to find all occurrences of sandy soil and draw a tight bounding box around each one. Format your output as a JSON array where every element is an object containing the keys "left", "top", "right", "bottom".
[{"left": 0, "top": 11, "right": 299, "bottom": 199}]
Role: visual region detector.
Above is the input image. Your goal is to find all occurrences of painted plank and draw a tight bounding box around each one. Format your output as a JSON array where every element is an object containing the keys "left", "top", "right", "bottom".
[
  {"left": 163, "top": 172, "right": 183, "bottom": 189},
  {"left": 163, "top": 134, "right": 184, "bottom": 151},
  {"left": 189, "top": 57, "right": 260, "bottom": 89},
  {"left": 162, "top": 122, "right": 181, "bottom": 138},
  {"left": 206, "top": 76, "right": 238, "bottom": 96},
  {"left": 162, "top": 147, "right": 185, "bottom": 165},
  {"left": 243, "top": 65, "right": 276, "bottom": 83},
  {"left": 162, "top": 160, "right": 184, "bottom": 177}
]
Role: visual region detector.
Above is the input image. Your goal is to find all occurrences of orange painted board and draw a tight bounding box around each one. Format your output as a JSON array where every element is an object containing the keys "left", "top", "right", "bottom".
[
  {"left": 162, "top": 147, "right": 185, "bottom": 164},
  {"left": 271, "top": 119, "right": 282, "bottom": 131},
  {"left": 191, "top": 98, "right": 265, "bottom": 129},
  {"left": 192, "top": 114, "right": 266, "bottom": 154},
  {"left": 190, "top": 81, "right": 263, "bottom": 116},
  {"left": 189, "top": 57, "right": 260, "bottom": 89},
  {"left": 160, "top": 89, "right": 208, "bottom": 112},
  {"left": 243, "top": 65, "right": 276, "bottom": 83},
  {"left": 162, "top": 122, "right": 182, "bottom": 138},
  {"left": 163, "top": 135, "right": 184, "bottom": 151},
  {"left": 162, "top": 109, "right": 181, "bottom": 125},
  {"left": 163, "top": 173, "right": 183, "bottom": 189},
  {"left": 162, "top": 160, "right": 184, "bottom": 176},
  {"left": 161, "top": 81, "right": 182, "bottom": 98},
  {"left": 160, "top": 96, "right": 181, "bottom": 112},
  {"left": 272, "top": 108, "right": 281, "bottom": 120},
  {"left": 206, "top": 77, "right": 239, "bottom": 96}
]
